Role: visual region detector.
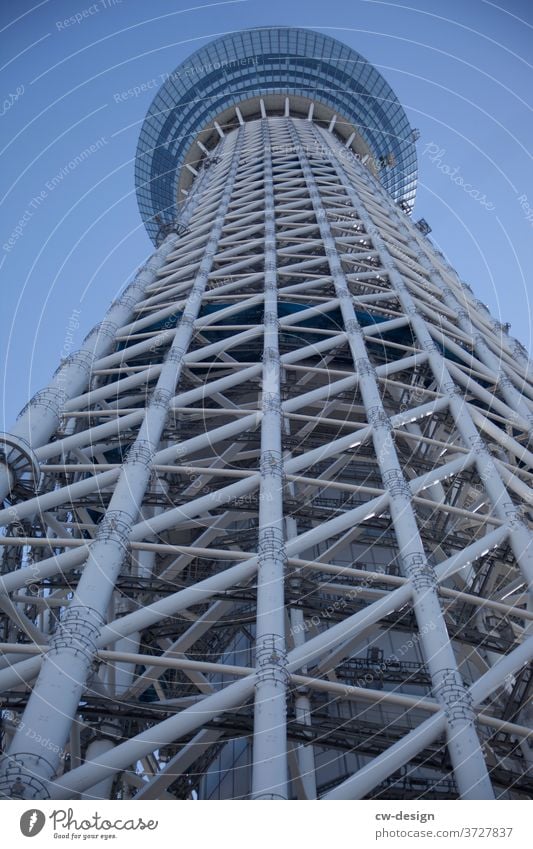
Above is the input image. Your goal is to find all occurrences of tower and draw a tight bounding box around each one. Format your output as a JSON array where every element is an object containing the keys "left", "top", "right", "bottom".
[{"left": 0, "top": 26, "right": 532, "bottom": 801}]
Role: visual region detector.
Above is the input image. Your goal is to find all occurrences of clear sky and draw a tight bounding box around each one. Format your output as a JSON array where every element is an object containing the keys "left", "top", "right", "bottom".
[{"left": 1, "top": 0, "right": 532, "bottom": 428}]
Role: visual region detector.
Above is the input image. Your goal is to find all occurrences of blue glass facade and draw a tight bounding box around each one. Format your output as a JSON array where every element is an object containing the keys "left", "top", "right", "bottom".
[{"left": 135, "top": 27, "right": 418, "bottom": 243}]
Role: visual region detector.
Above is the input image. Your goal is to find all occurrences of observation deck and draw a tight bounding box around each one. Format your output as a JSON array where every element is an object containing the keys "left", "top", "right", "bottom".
[{"left": 135, "top": 26, "right": 418, "bottom": 243}]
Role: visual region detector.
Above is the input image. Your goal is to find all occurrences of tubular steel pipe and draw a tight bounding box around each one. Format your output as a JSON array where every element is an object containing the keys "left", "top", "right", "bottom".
[
  {"left": 251, "top": 121, "right": 289, "bottom": 800},
  {"left": 300, "top": 122, "right": 495, "bottom": 800}
]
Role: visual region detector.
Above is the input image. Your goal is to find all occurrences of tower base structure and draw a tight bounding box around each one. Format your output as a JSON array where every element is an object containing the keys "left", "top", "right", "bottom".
[{"left": 0, "top": 28, "right": 532, "bottom": 802}]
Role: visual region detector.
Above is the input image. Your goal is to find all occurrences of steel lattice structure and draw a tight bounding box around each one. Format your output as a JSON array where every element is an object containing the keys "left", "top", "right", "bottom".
[{"left": 0, "top": 27, "right": 532, "bottom": 802}]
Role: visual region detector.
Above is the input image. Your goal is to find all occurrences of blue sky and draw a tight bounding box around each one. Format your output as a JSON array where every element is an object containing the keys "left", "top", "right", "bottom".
[{"left": 1, "top": 0, "right": 532, "bottom": 427}]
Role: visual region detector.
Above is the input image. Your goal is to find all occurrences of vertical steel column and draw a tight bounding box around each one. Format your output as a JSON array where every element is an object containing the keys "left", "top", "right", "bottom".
[
  {"left": 251, "top": 120, "right": 289, "bottom": 800},
  {"left": 80, "top": 478, "right": 167, "bottom": 801},
  {"left": 0, "top": 128, "right": 245, "bottom": 800},
  {"left": 79, "top": 737, "right": 116, "bottom": 800},
  {"left": 288, "top": 604, "right": 318, "bottom": 799},
  {"left": 286, "top": 456, "right": 317, "bottom": 797},
  {"left": 294, "top": 120, "right": 495, "bottom": 800},
  {"left": 272, "top": 118, "right": 318, "bottom": 799}
]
